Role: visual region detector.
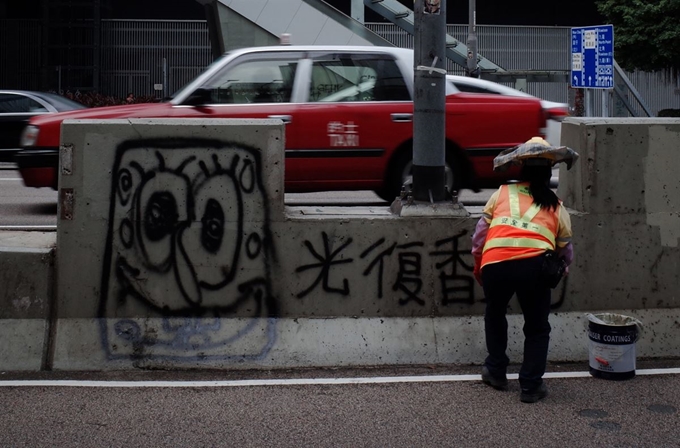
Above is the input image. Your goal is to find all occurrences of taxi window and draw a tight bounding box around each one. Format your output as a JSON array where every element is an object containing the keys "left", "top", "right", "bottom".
[
  {"left": 204, "top": 58, "right": 298, "bottom": 104},
  {"left": 311, "top": 55, "right": 410, "bottom": 102},
  {"left": 0, "top": 93, "right": 48, "bottom": 113},
  {"left": 452, "top": 83, "right": 500, "bottom": 95}
]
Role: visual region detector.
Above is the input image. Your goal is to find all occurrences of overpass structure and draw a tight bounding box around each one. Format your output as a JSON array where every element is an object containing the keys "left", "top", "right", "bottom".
[
  {"left": 196, "top": 0, "right": 502, "bottom": 71},
  {"left": 195, "top": 0, "right": 393, "bottom": 54},
  {"left": 361, "top": 0, "right": 503, "bottom": 74},
  {"left": 195, "top": 0, "right": 574, "bottom": 84}
]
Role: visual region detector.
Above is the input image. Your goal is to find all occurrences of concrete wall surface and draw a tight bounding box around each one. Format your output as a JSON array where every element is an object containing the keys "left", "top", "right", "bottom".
[
  {"left": 0, "top": 231, "right": 55, "bottom": 370},
  {"left": 558, "top": 118, "right": 680, "bottom": 312},
  {"left": 3, "top": 117, "right": 679, "bottom": 371}
]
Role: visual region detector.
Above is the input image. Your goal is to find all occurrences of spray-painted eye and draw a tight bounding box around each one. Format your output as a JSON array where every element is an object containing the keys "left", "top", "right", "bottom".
[
  {"left": 144, "top": 191, "right": 178, "bottom": 242},
  {"left": 184, "top": 166, "right": 241, "bottom": 290},
  {"left": 116, "top": 168, "right": 133, "bottom": 205},
  {"left": 201, "top": 198, "right": 225, "bottom": 253}
]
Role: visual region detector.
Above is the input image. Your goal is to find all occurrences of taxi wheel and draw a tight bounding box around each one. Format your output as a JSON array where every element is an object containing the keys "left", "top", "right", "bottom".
[{"left": 379, "top": 148, "right": 462, "bottom": 202}]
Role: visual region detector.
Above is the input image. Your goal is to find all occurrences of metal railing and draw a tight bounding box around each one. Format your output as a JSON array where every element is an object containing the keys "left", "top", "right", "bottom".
[
  {"left": 100, "top": 20, "right": 213, "bottom": 98},
  {"left": 367, "top": 23, "right": 679, "bottom": 116}
]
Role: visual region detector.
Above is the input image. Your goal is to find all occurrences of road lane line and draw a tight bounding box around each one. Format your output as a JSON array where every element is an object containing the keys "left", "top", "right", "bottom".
[
  {"left": 0, "top": 368, "right": 678, "bottom": 388},
  {"left": 0, "top": 226, "right": 56, "bottom": 230}
]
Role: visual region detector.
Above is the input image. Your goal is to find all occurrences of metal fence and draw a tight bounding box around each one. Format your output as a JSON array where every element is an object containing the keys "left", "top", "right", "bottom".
[
  {"left": 609, "top": 70, "right": 680, "bottom": 117},
  {"left": 0, "top": 19, "right": 212, "bottom": 99},
  {"left": 367, "top": 23, "right": 680, "bottom": 116},
  {"left": 0, "top": 19, "right": 43, "bottom": 89},
  {"left": 367, "top": 23, "right": 572, "bottom": 72},
  {"left": 1, "top": 18, "right": 677, "bottom": 114},
  {"left": 100, "top": 20, "right": 213, "bottom": 98}
]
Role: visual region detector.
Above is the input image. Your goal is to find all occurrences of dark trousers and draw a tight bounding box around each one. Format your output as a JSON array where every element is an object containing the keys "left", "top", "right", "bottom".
[{"left": 481, "top": 255, "right": 551, "bottom": 391}]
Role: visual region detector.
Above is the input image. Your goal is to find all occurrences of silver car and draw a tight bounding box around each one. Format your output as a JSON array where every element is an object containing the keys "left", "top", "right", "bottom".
[{"left": 0, "top": 90, "right": 86, "bottom": 163}]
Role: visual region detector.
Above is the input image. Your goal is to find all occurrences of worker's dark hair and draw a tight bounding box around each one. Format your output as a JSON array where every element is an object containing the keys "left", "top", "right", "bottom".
[{"left": 520, "top": 162, "right": 559, "bottom": 211}]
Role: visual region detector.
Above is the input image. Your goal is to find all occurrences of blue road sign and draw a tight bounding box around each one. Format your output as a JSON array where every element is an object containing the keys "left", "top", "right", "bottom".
[{"left": 571, "top": 25, "right": 614, "bottom": 89}]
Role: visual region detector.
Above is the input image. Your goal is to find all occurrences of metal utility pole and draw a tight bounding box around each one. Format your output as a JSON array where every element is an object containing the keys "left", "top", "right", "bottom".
[
  {"left": 351, "top": 0, "right": 365, "bottom": 23},
  {"left": 466, "top": 0, "right": 479, "bottom": 78},
  {"left": 412, "top": 0, "right": 447, "bottom": 203},
  {"left": 585, "top": 89, "right": 593, "bottom": 117}
]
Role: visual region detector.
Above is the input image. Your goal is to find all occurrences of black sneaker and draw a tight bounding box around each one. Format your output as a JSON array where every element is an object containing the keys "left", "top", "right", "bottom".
[
  {"left": 481, "top": 366, "right": 508, "bottom": 391},
  {"left": 520, "top": 383, "right": 548, "bottom": 403}
]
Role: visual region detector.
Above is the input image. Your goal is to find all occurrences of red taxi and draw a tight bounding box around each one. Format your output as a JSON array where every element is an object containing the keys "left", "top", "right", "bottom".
[{"left": 16, "top": 46, "right": 546, "bottom": 200}]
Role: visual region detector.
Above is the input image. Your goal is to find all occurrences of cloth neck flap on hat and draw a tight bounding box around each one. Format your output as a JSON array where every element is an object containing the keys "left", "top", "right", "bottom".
[{"left": 524, "top": 158, "right": 552, "bottom": 166}]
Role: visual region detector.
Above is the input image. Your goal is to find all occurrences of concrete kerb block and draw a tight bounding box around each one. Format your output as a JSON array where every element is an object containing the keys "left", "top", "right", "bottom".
[
  {"left": 559, "top": 118, "right": 680, "bottom": 215},
  {"left": 0, "top": 232, "right": 56, "bottom": 371},
  {"left": 53, "top": 119, "right": 286, "bottom": 369},
  {"left": 43, "top": 117, "right": 680, "bottom": 371},
  {"left": 49, "top": 308, "right": 680, "bottom": 371}
]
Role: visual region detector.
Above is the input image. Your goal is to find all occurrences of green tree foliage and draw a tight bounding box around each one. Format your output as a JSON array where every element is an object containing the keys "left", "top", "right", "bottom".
[{"left": 596, "top": 0, "right": 680, "bottom": 71}]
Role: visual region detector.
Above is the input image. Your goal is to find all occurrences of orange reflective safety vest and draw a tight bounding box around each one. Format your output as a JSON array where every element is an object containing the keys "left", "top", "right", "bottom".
[{"left": 481, "top": 183, "right": 559, "bottom": 269}]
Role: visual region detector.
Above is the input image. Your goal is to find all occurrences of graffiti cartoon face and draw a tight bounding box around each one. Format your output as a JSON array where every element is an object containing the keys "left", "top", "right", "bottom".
[{"left": 100, "top": 138, "right": 277, "bottom": 361}]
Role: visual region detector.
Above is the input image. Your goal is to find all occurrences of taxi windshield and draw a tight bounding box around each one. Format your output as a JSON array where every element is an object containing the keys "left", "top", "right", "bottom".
[{"left": 170, "top": 52, "right": 231, "bottom": 99}]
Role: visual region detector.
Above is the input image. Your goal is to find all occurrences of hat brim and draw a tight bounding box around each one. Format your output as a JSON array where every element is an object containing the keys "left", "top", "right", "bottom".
[{"left": 493, "top": 143, "right": 579, "bottom": 172}]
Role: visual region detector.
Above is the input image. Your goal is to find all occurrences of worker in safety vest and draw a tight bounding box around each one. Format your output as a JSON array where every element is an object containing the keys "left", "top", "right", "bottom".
[{"left": 471, "top": 138, "right": 576, "bottom": 404}]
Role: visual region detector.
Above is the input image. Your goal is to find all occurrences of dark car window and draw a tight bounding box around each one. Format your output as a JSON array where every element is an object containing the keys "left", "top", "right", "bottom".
[
  {"left": 0, "top": 93, "right": 48, "bottom": 113},
  {"left": 452, "top": 83, "right": 500, "bottom": 95},
  {"left": 36, "top": 92, "right": 87, "bottom": 111},
  {"left": 204, "top": 57, "right": 298, "bottom": 104},
  {"left": 312, "top": 55, "right": 410, "bottom": 102}
]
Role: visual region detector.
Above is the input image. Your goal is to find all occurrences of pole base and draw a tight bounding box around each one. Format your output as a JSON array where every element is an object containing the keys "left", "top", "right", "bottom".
[
  {"left": 390, "top": 197, "right": 470, "bottom": 217},
  {"left": 412, "top": 165, "right": 446, "bottom": 202}
]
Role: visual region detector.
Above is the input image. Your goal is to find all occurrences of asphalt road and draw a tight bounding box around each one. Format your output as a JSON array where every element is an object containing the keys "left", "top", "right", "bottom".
[
  {"left": 0, "top": 164, "right": 58, "bottom": 228},
  {"left": 1, "top": 361, "right": 679, "bottom": 447}
]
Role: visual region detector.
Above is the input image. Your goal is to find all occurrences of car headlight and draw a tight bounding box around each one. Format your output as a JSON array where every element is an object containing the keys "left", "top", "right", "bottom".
[{"left": 20, "top": 125, "right": 40, "bottom": 147}]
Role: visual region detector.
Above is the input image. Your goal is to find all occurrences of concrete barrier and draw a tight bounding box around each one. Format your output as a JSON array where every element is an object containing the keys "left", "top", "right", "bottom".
[
  {"left": 2, "top": 116, "right": 679, "bottom": 371},
  {"left": 558, "top": 118, "right": 680, "bottom": 311},
  {"left": 0, "top": 232, "right": 55, "bottom": 370}
]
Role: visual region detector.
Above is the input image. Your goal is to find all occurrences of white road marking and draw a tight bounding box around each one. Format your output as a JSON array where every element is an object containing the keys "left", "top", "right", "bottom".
[
  {"left": 0, "top": 226, "right": 56, "bottom": 231},
  {"left": 0, "top": 368, "right": 678, "bottom": 388},
  {"left": 0, "top": 178, "right": 22, "bottom": 181}
]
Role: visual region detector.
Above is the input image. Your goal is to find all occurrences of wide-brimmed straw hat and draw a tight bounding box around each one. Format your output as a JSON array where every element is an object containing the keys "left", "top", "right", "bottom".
[{"left": 493, "top": 137, "right": 580, "bottom": 172}]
